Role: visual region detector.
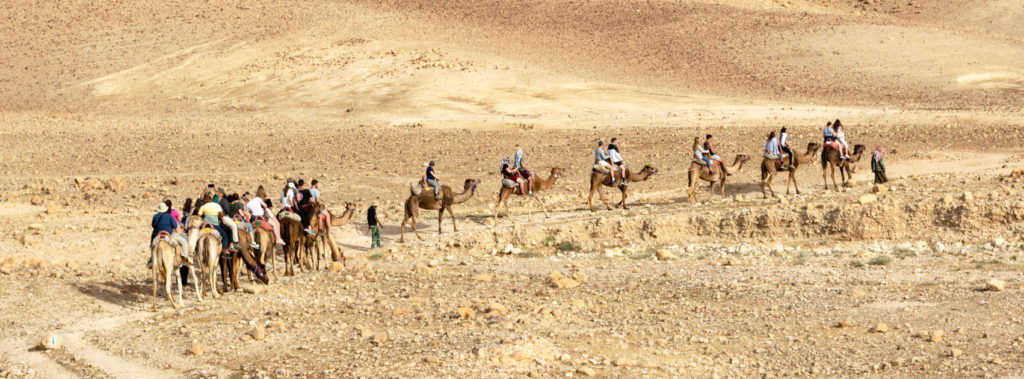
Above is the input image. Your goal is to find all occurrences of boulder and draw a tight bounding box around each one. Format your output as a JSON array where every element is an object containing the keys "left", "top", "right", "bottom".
[
  {"left": 872, "top": 184, "right": 887, "bottom": 194},
  {"left": 987, "top": 279, "right": 1006, "bottom": 292},
  {"left": 187, "top": 342, "right": 205, "bottom": 356},
  {"left": 858, "top": 194, "right": 877, "bottom": 205},
  {"left": 655, "top": 249, "right": 675, "bottom": 261},
  {"left": 329, "top": 262, "right": 344, "bottom": 272},
  {"left": 39, "top": 334, "right": 61, "bottom": 350}
]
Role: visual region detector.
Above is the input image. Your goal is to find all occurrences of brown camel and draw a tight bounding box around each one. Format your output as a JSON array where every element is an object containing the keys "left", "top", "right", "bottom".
[
  {"left": 324, "top": 202, "right": 358, "bottom": 266},
  {"left": 150, "top": 234, "right": 200, "bottom": 311},
  {"left": 187, "top": 218, "right": 224, "bottom": 299},
  {"left": 277, "top": 211, "right": 303, "bottom": 276},
  {"left": 686, "top": 155, "right": 749, "bottom": 203},
  {"left": 401, "top": 179, "right": 480, "bottom": 243},
  {"left": 822, "top": 143, "right": 866, "bottom": 191},
  {"left": 252, "top": 220, "right": 277, "bottom": 281},
  {"left": 760, "top": 142, "right": 820, "bottom": 198},
  {"left": 222, "top": 220, "right": 267, "bottom": 292},
  {"left": 588, "top": 165, "right": 658, "bottom": 211},
  {"left": 493, "top": 168, "right": 563, "bottom": 222}
]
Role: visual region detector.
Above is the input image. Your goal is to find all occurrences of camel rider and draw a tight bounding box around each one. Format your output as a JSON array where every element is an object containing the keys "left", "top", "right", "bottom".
[
  {"left": 692, "top": 137, "right": 713, "bottom": 172},
  {"left": 148, "top": 202, "right": 190, "bottom": 268},
  {"left": 246, "top": 188, "right": 286, "bottom": 245},
  {"left": 198, "top": 193, "right": 233, "bottom": 254},
  {"left": 823, "top": 121, "right": 835, "bottom": 144},
  {"left": 513, "top": 146, "right": 535, "bottom": 197},
  {"left": 295, "top": 179, "right": 316, "bottom": 235},
  {"left": 425, "top": 161, "right": 440, "bottom": 200},
  {"left": 594, "top": 141, "right": 616, "bottom": 184},
  {"left": 834, "top": 121, "right": 850, "bottom": 159},
  {"left": 764, "top": 131, "right": 783, "bottom": 168},
  {"left": 210, "top": 187, "right": 241, "bottom": 252},
  {"left": 280, "top": 180, "right": 297, "bottom": 213},
  {"left": 703, "top": 135, "right": 730, "bottom": 176},
  {"left": 501, "top": 157, "right": 525, "bottom": 195},
  {"left": 608, "top": 137, "right": 628, "bottom": 184},
  {"left": 228, "top": 193, "right": 259, "bottom": 249},
  {"left": 779, "top": 128, "right": 794, "bottom": 168}
]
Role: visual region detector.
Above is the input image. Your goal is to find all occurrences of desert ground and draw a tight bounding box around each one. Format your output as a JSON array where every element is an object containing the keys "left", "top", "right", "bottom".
[{"left": 2, "top": 0, "right": 1024, "bottom": 378}]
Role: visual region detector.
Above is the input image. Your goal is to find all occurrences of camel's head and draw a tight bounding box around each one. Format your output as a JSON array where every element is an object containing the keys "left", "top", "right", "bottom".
[
  {"left": 640, "top": 165, "right": 658, "bottom": 176},
  {"left": 550, "top": 168, "right": 564, "bottom": 179},
  {"left": 807, "top": 142, "right": 820, "bottom": 152},
  {"left": 736, "top": 154, "right": 749, "bottom": 164},
  {"left": 853, "top": 144, "right": 866, "bottom": 156},
  {"left": 464, "top": 179, "right": 480, "bottom": 192},
  {"left": 345, "top": 202, "right": 358, "bottom": 212}
]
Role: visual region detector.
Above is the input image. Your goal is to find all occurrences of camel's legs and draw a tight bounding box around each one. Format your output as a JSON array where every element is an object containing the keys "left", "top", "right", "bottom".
[
  {"left": 411, "top": 215, "right": 422, "bottom": 240},
  {"left": 437, "top": 209, "right": 444, "bottom": 235},
  {"left": 175, "top": 263, "right": 184, "bottom": 307},
  {"left": 447, "top": 206, "right": 458, "bottom": 232},
  {"left": 720, "top": 178, "right": 727, "bottom": 197},
  {"left": 400, "top": 217, "right": 408, "bottom": 243},
  {"left": 706, "top": 181, "right": 715, "bottom": 202},
  {"left": 165, "top": 260, "right": 178, "bottom": 309},
  {"left": 531, "top": 196, "right": 549, "bottom": 218},
  {"left": 188, "top": 265, "right": 202, "bottom": 303},
  {"left": 588, "top": 189, "right": 596, "bottom": 212},
  {"left": 597, "top": 187, "right": 612, "bottom": 211},
  {"left": 618, "top": 186, "right": 628, "bottom": 209},
  {"left": 151, "top": 249, "right": 158, "bottom": 312}
]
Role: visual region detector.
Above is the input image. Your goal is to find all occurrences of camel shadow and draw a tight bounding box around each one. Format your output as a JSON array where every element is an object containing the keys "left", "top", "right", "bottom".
[{"left": 71, "top": 279, "right": 157, "bottom": 309}]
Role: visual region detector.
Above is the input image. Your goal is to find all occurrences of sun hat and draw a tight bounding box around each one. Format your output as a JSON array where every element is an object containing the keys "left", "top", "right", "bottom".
[{"left": 157, "top": 203, "right": 169, "bottom": 212}]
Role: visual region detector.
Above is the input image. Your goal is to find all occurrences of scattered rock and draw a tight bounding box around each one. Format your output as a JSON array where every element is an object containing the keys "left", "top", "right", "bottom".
[
  {"left": 949, "top": 348, "right": 962, "bottom": 358},
  {"left": 850, "top": 290, "right": 867, "bottom": 297},
  {"left": 370, "top": 332, "right": 388, "bottom": 346},
  {"left": 247, "top": 328, "right": 266, "bottom": 341},
  {"left": 242, "top": 286, "right": 266, "bottom": 295},
  {"left": 20, "top": 235, "right": 37, "bottom": 247},
  {"left": 45, "top": 203, "right": 61, "bottom": 214},
  {"left": 457, "top": 307, "right": 476, "bottom": 319},
  {"left": 472, "top": 273, "right": 493, "bottom": 282},
  {"left": 929, "top": 330, "right": 943, "bottom": 343},
  {"left": 612, "top": 357, "right": 633, "bottom": 367},
  {"left": 872, "top": 323, "right": 888, "bottom": 333},
  {"left": 30, "top": 196, "right": 42, "bottom": 206},
  {"left": 836, "top": 319, "right": 852, "bottom": 328},
  {"left": 39, "top": 334, "right": 61, "bottom": 350},
  {"left": 858, "top": 194, "right": 877, "bottom": 205},
  {"left": 188, "top": 342, "right": 205, "bottom": 356},
  {"left": 553, "top": 278, "right": 579, "bottom": 289},
  {"left": 329, "top": 262, "right": 344, "bottom": 272},
  {"left": 655, "top": 249, "right": 675, "bottom": 261},
  {"left": 576, "top": 367, "right": 597, "bottom": 376},
  {"left": 987, "top": 279, "right": 1006, "bottom": 292},
  {"left": 413, "top": 262, "right": 434, "bottom": 275},
  {"left": 991, "top": 356, "right": 1002, "bottom": 364},
  {"left": 961, "top": 191, "right": 973, "bottom": 202},
  {"left": 872, "top": 184, "right": 887, "bottom": 194},
  {"left": 486, "top": 302, "right": 508, "bottom": 316}
]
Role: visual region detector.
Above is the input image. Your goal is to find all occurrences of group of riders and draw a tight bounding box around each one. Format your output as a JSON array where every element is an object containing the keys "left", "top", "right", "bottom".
[
  {"left": 149, "top": 179, "right": 332, "bottom": 275},
  {"left": 687, "top": 119, "right": 856, "bottom": 176}
]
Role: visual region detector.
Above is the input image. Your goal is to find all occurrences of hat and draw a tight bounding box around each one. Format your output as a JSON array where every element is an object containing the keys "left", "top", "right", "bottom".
[
  {"left": 288, "top": 183, "right": 296, "bottom": 189},
  {"left": 429, "top": 160, "right": 435, "bottom": 166},
  {"left": 157, "top": 203, "right": 169, "bottom": 212}
]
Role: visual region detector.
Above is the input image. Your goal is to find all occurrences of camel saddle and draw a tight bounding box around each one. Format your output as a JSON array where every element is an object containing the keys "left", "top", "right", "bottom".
[
  {"left": 277, "top": 211, "right": 300, "bottom": 222},
  {"left": 199, "top": 222, "right": 222, "bottom": 240},
  {"left": 410, "top": 182, "right": 431, "bottom": 196},
  {"left": 501, "top": 178, "right": 518, "bottom": 189},
  {"left": 252, "top": 216, "right": 273, "bottom": 231}
]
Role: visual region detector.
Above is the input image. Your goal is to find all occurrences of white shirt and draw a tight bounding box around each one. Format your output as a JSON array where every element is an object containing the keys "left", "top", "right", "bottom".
[
  {"left": 779, "top": 132, "right": 789, "bottom": 147},
  {"left": 609, "top": 148, "right": 623, "bottom": 163},
  {"left": 246, "top": 197, "right": 265, "bottom": 217},
  {"left": 281, "top": 188, "right": 295, "bottom": 209},
  {"left": 765, "top": 138, "right": 781, "bottom": 156}
]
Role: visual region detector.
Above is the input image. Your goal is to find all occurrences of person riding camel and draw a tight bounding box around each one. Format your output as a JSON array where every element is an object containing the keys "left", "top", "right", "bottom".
[
  {"left": 202, "top": 184, "right": 240, "bottom": 253},
  {"left": 823, "top": 120, "right": 835, "bottom": 144},
  {"left": 197, "top": 192, "right": 233, "bottom": 254},
  {"left": 295, "top": 179, "right": 316, "bottom": 235},
  {"left": 246, "top": 187, "right": 286, "bottom": 245},
  {"left": 424, "top": 161, "right": 441, "bottom": 200},
  {"left": 608, "top": 137, "right": 628, "bottom": 184},
  {"left": 764, "top": 131, "right": 783, "bottom": 168},
  {"left": 703, "top": 134, "right": 731, "bottom": 175},
  {"left": 280, "top": 180, "right": 298, "bottom": 213},
  {"left": 594, "top": 140, "right": 616, "bottom": 184},
  {"left": 513, "top": 145, "right": 535, "bottom": 197},
  {"left": 692, "top": 137, "right": 713, "bottom": 172},
  {"left": 834, "top": 120, "right": 850, "bottom": 159},
  {"left": 779, "top": 127, "right": 794, "bottom": 169},
  {"left": 148, "top": 201, "right": 190, "bottom": 269},
  {"left": 500, "top": 156, "right": 525, "bottom": 195},
  {"left": 228, "top": 193, "right": 259, "bottom": 249}
]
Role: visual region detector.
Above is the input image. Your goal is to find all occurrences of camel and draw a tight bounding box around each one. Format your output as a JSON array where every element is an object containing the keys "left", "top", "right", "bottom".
[
  {"left": 277, "top": 211, "right": 303, "bottom": 276},
  {"left": 222, "top": 221, "right": 268, "bottom": 292},
  {"left": 686, "top": 155, "right": 749, "bottom": 203},
  {"left": 401, "top": 179, "right": 480, "bottom": 243},
  {"left": 324, "top": 202, "right": 357, "bottom": 266},
  {"left": 760, "top": 142, "right": 820, "bottom": 198},
  {"left": 588, "top": 165, "right": 658, "bottom": 211},
  {"left": 187, "top": 218, "right": 224, "bottom": 300},
  {"left": 493, "top": 168, "right": 563, "bottom": 222},
  {"left": 252, "top": 220, "right": 277, "bottom": 281},
  {"left": 150, "top": 234, "right": 200, "bottom": 311},
  {"left": 822, "top": 143, "right": 866, "bottom": 191}
]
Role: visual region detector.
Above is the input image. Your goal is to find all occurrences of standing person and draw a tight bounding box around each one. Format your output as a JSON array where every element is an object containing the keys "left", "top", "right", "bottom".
[
  {"left": 425, "top": 161, "right": 440, "bottom": 200},
  {"left": 367, "top": 203, "right": 383, "bottom": 249},
  {"left": 871, "top": 146, "right": 888, "bottom": 184},
  {"left": 703, "top": 134, "right": 731, "bottom": 175},
  {"left": 594, "top": 141, "right": 616, "bottom": 184},
  {"left": 778, "top": 128, "right": 792, "bottom": 170},
  {"left": 693, "top": 137, "right": 713, "bottom": 172},
  {"left": 764, "top": 131, "right": 782, "bottom": 168},
  {"left": 513, "top": 145, "right": 535, "bottom": 197},
  {"left": 608, "top": 137, "right": 627, "bottom": 183}
]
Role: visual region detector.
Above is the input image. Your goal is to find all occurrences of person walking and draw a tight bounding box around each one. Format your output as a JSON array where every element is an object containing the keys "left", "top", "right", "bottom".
[
  {"left": 367, "top": 203, "right": 382, "bottom": 249},
  {"left": 871, "top": 146, "right": 888, "bottom": 184}
]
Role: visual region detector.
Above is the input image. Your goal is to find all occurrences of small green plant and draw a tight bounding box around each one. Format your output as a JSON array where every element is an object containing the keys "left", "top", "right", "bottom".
[
  {"left": 630, "top": 247, "right": 657, "bottom": 260},
  {"left": 849, "top": 260, "right": 864, "bottom": 268},
  {"left": 1012, "top": 255, "right": 1018, "bottom": 261},
  {"left": 557, "top": 241, "right": 580, "bottom": 252},
  {"left": 543, "top": 235, "right": 557, "bottom": 245},
  {"left": 517, "top": 249, "right": 539, "bottom": 258},
  {"left": 893, "top": 247, "right": 915, "bottom": 259},
  {"left": 369, "top": 252, "right": 384, "bottom": 260},
  {"left": 869, "top": 255, "right": 892, "bottom": 266},
  {"left": 793, "top": 251, "right": 807, "bottom": 265}
]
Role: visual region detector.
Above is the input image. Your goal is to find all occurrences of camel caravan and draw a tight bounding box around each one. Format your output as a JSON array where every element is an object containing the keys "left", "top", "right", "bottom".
[{"left": 149, "top": 120, "right": 888, "bottom": 310}]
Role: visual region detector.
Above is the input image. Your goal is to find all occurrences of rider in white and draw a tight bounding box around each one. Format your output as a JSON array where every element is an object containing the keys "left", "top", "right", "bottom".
[{"left": 594, "top": 140, "right": 616, "bottom": 184}]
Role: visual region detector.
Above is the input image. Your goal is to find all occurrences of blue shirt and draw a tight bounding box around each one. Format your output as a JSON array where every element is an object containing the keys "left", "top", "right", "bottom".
[
  {"left": 309, "top": 188, "right": 320, "bottom": 201},
  {"left": 152, "top": 212, "right": 179, "bottom": 234},
  {"left": 426, "top": 167, "right": 436, "bottom": 181}
]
